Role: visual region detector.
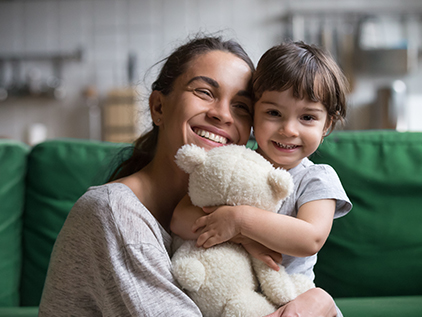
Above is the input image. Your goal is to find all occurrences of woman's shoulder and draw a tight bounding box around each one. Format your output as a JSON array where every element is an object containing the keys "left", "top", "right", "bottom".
[
  {"left": 71, "top": 183, "right": 140, "bottom": 222},
  {"left": 78, "top": 183, "right": 136, "bottom": 205},
  {"left": 71, "top": 183, "right": 169, "bottom": 246}
]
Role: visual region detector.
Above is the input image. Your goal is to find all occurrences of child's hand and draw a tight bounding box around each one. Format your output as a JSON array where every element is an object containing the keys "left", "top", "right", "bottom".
[
  {"left": 240, "top": 238, "right": 282, "bottom": 271},
  {"left": 192, "top": 205, "right": 241, "bottom": 248}
]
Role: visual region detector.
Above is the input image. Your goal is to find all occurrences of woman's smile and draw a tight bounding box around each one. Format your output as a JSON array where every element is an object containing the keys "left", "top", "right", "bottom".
[{"left": 193, "top": 128, "right": 228, "bottom": 145}]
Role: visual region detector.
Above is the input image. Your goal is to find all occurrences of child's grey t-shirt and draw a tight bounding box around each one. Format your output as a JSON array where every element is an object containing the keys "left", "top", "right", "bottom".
[{"left": 278, "top": 157, "right": 352, "bottom": 281}]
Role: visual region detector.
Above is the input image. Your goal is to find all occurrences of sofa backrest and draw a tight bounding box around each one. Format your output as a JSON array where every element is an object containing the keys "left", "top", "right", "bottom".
[
  {"left": 311, "top": 130, "right": 422, "bottom": 298},
  {"left": 5, "top": 131, "right": 422, "bottom": 307},
  {"left": 20, "top": 139, "right": 127, "bottom": 306},
  {"left": 0, "top": 140, "right": 29, "bottom": 307}
]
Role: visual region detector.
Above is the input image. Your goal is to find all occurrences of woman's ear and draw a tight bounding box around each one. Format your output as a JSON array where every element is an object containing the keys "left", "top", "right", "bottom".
[{"left": 149, "top": 90, "right": 164, "bottom": 125}]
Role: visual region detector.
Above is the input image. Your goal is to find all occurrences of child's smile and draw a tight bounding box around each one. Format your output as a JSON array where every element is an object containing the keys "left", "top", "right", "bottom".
[{"left": 273, "top": 142, "right": 301, "bottom": 151}]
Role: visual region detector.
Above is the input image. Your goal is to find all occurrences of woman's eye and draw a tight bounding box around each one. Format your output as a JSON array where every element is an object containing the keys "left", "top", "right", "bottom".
[
  {"left": 194, "top": 89, "right": 213, "bottom": 99},
  {"left": 234, "top": 103, "right": 251, "bottom": 113}
]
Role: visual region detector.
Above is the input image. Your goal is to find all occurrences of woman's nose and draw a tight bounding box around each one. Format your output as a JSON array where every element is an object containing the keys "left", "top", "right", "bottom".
[{"left": 207, "top": 100, "right": 233, "bottom": 124}]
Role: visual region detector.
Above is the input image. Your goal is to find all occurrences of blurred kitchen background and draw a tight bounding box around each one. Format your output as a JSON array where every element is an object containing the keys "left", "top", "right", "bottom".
[{"left": 1, "top": 0, "right": 422, "bottom": 145}]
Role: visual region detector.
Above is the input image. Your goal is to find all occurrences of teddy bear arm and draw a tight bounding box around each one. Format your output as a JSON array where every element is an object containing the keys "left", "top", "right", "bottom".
[
  {"left": 172, "top": 255, "right": 206, "bottom": 292},
  {"left": 172, "top": 241, "right": 207, "bottom": 292},
  {"left": 268, "top": 168, "right": 294, "bottom": 200},
  {"left": 252, "top": 258, "right": 314, "bottom": 306},
  {"left": 222, "top": 289, "right": 277, "bottom": 317}
]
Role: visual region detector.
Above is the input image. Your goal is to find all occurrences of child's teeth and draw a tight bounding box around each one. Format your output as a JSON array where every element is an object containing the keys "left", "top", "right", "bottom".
[{"left": 277, "top": 142, "right": 297, "bottom": 149}]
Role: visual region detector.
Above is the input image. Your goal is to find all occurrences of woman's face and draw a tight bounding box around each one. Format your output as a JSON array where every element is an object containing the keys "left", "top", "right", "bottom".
[{"left": 155, "top": 50, "right": 253, "bottom": 155}]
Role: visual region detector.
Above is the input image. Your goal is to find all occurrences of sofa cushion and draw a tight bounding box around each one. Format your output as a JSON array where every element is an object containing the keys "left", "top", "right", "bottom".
[
  {"left": 311, "top": 131, "right": 422, "bottom": 298},
  {"left": 336, "top": 295, "right": 422, "bottom": 317},
  {"left": 0, "top": 306, "right": 38, "bottom": 317},
  {"left": 20, "top": 139, "right": 128, "bottom": 306},
  {"left": 0, "top": 140, "right": 29, "bottom": 307}
]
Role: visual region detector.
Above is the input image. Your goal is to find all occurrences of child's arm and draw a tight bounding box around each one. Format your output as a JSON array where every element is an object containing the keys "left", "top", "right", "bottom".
[
  {"left": 193, "top": 199, "right": 336, "bottom": 257},
  {"left": 171, "top": 195, "right": 282, "bottom": 270},
  {"left": 234, "top": 235, "right": 282, "bottom": 271}
]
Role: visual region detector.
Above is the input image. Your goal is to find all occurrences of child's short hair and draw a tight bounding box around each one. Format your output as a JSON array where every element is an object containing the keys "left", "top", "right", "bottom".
[{"left": 253, "top": 41, "right": 349, "bottom": 132}]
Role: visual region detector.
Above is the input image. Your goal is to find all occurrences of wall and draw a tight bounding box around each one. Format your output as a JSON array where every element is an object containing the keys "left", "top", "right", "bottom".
[{"left": 0, "top": 0, "right": 422, "bottom": 143}]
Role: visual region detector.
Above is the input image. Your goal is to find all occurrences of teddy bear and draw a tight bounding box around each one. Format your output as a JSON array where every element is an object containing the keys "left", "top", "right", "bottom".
[{"left": 171, "top": 144, "right": 315, "bottom": 317}]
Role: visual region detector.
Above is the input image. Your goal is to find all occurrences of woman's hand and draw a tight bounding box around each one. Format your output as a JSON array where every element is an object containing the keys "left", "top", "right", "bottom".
[{"left": 264, "top": 288, "right": 337, "bottom": 317}]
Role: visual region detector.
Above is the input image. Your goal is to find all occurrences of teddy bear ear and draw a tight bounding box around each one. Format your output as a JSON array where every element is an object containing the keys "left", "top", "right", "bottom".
[
  {"left": 268, "top": 168, "right": 294, "bottom": 200},
  {"left": 174, "top": 144, "right": 207, "bottom": 174}
]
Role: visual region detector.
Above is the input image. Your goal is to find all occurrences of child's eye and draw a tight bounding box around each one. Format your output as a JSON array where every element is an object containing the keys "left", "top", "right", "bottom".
[
  {"left": 267, "top": 110, "right": 280, "bottom": 117},
  {"left": 302, "top": 115, "right": 315, "bottom": 121}
]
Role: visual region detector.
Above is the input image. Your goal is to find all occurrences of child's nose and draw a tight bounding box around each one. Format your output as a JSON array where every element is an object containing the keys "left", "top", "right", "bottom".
[{"left": 280, "top": 120, "right": 298, "bottom": 137}]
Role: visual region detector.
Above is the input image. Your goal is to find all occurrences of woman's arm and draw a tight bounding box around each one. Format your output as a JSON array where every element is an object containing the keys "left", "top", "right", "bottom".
[
  {"left": 170, "top": 194, "right": 204, "bottom": 240},
  {"left": 264, "top": 287, "right": 338, "bottom": 317},
  {"left": 194, "top": 199, "right": 336, "bottom": 257}
]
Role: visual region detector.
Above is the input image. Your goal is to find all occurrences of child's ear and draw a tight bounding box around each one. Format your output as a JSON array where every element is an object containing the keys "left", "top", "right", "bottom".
[
  {"left": 323, "top": 117, "right": 333, "bottom": 136},
  {"left": 149, "top": 90, "right": 164, "bottom": 125}
]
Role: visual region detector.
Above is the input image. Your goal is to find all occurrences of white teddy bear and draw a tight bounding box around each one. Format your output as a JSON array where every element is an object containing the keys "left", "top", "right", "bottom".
[{"left": 171, "top": 144, "right": 315, "bottom": 317}]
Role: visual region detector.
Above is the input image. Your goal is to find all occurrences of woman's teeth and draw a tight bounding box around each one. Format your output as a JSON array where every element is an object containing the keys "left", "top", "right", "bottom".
[
  {"left": 276, "top": 142, "right": 298, "bottom": 149},
  {"left": 195, "top": 129, "right": 228, "bottom": 144}
]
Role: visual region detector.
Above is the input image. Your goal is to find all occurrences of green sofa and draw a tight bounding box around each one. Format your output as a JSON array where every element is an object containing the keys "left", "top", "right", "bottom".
[{"left": 1, "top": 130, "right": 421, "bottom": 316}]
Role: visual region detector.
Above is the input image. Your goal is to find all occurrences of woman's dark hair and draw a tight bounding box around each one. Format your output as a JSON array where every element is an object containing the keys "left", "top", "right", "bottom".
[
  {"left": 253, "top": 41, "right": 349, "bottom": 133},
  {"left": 108, "top": 35, "right": 255, "bottom": 181}
]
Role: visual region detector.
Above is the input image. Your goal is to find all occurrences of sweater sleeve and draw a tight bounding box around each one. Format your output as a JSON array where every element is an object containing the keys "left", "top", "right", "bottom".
[
  {"left": 101, "top": 212, "right": 202, "bottom": 316},
  {"left": 39, "top": 184, "right": 202, "bottom": 317}
]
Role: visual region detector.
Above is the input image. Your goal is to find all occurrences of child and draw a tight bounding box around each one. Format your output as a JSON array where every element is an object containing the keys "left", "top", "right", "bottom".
[{"left": 171, "top": 40, "right": 352, "bottom": 284}]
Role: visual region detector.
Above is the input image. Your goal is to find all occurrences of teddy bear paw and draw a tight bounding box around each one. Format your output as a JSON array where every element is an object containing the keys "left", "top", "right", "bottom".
[
  {"left": 222, "top": 290, "right": 277, "bottom": 317},
  {"left": 173, "top": 257, "right": 206, "bottom": 292}
]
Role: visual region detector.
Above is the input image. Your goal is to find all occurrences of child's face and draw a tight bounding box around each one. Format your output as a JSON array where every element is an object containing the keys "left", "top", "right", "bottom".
[{"left": 253, "top": 88, "right": 330, "bottom": 170}]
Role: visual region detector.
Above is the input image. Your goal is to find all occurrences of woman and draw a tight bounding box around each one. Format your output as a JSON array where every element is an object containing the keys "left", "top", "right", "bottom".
[{"left": 39, "top": 35, "right": 338, "bottom": 316}]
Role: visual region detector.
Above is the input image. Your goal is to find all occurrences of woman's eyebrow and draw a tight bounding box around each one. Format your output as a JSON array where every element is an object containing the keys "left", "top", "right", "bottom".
[
  {"left": 187, "top": 76, "right": 219, "bottom": 88},
  {"left": 237, "top": 90, "right": 253, "bottom": 100},
  {"left": 187, "top": 76, "right": 252, "bottom": 100}
]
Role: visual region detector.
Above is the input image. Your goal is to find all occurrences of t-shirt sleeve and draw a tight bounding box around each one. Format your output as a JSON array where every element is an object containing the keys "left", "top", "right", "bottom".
[{"left": 296, "top": 164, "right": 352, "bottom": 219}]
